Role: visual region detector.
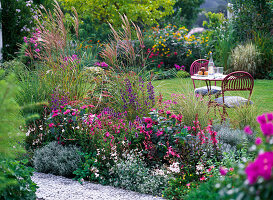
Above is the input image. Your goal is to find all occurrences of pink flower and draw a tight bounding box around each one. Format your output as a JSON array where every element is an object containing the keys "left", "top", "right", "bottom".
[
  {"left": 105, "top": 132, "right": 110, "bottom": 137},
  {"left": 245, "top": 152, "right": 273, "bottom": 184},
  {"left": 255, "top": 137, "right": 262, "bottom": 145},
  {"left": 157, "top": 64, "right": 161, "bottom": 68},
  {"left": 219, "top": 167, "right": 228, "bottom": 176},
  {"left": 160, "top": 61, "right": 164, "bottom": 65},
  {"left": 174, "top": 52, "right": 178, "bottom": 56},
  {"left": 186, "top": 183, "right": 190, "bottom": 188},
  {"left": 229, "top": 168, "right": 234, "bottom": 172},
  {"left": 35, "top": 48, "right": 40, "bottom": 53},
  {"left": 80, "top": 105, "right": 88, "bottom": 109},
  {"left": 200, "top": 176, "right": 206, "bottom": 181},
  {"left": 170, "top": 114, "right": 176, "bottom": 119},
  {"left": 52, "top": 113, "right": 58, "bottom": 117},
  {"left": 49, "top": 123, "right": 55, "bottom": 128},
  {"left": 267, "top": 113, "right": 273, "bottom": 121},
  {"left": 244, "top": 125, "right": 253, "bottom": 135},
  {"left": 144, "top": 118, "right": 153, "bottom": 124},
  {"left": 257, "top": 114, "right": 267, "bottom": 125},
  {"left": 63, "top": 109, "right": 71, "bottom": 115},
  {"left": 72, "top": 112, "right": 76, "bottom": 116},
  {"left": 166, "top": 110, "right": 171, "bottom": 115},
  {"left": 260, "top": 122, "right": 273, "bottom": 136}
]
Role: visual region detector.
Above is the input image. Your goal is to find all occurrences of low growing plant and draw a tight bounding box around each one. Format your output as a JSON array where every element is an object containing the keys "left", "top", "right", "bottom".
[{"left": 33, "top": 141, "right": 83, "bottom": 177}]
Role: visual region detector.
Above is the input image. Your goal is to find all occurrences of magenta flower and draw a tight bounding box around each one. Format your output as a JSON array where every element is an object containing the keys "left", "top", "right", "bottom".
[
  {"left": 144, "top": 118, "right": 153, "bottom": 124},
  {"left": 63, "top": 109, "right": 71, "bottom": 115},
  {"left": 166, "top": 110, "right": 171, "bottom": 115},
  {"left": 245, "top": 152, "right": 273, "bottom": 184},
  {"left": 257, "top": 114, "right": 267, "bottom": 125},
  {"left": 267, "top": 113, "right": 273, "bottom": 121},
  {"left": 260, "top": 123, "right": 273, "bottom": 136},
  {"left": 35, "top": 48, "right": 40, "bottom": 53},
  {"left": 170, "top": 114, "right": 177, "bottom": 119},
  {"left": 105, "top": 132, "right": 110, "bottom": 137},
  {"left": 244, "top": 125, "right": 253, "bottom": 135},
  {"left": 255, "top": 137, "right": 262, "bottom": 145},
  {"left": 219, "top": 167, "right": 228, "bottom": 176},
  {"left": 49, "top": 123, "right": 55, "bottom": 128}
]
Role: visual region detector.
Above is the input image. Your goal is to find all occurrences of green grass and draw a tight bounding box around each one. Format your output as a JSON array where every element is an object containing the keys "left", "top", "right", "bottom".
[{"left": 152, "top": 77, "right": 273, "bottom": 114}]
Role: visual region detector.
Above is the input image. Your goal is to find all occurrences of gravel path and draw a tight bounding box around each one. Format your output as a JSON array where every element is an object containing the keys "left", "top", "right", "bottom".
[{"left": 32, "top": 172, "right": 164, "bottom": 200}]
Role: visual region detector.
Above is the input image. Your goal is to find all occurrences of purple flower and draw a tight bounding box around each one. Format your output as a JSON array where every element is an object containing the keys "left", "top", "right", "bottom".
[{"left": 244, "top": 125, "right": 253, "bottom": 135}]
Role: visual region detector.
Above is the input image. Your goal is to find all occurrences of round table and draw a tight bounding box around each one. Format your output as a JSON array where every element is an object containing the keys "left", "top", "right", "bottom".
[{"left": 191, "top": 74, "right": 227, "bottom": 91}]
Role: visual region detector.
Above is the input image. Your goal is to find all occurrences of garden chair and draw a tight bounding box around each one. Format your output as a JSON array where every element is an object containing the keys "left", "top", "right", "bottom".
[
  {"left": 190, "top": 59, "right": 221, "bottom": 96},
  {"left": 214, "top": 71, "right": 254, "bottom": 118}
]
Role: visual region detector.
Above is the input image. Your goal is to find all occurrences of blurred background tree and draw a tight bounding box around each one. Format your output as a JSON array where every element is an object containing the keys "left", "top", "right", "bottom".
[{"left": 0, "top": 0, "right": 54, "bottom": 61}]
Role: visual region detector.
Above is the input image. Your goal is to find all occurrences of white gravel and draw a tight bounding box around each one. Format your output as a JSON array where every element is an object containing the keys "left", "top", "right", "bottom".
[{"left": 32, "top": 172, "right": 164, "bottom": 200}]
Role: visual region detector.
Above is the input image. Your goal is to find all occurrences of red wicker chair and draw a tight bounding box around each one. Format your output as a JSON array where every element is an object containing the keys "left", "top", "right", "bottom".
[
  {"left": 190, "top": 59, "right": 209, "bottom": 89},
  {"left": 190, "top": 59, "right": 221, "bottom": 96},
  {"left": 214, "top": 71, "right": 254, "bottom": 117}
]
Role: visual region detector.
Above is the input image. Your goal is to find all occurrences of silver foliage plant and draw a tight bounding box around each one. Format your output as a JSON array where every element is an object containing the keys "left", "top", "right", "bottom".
[
  {"left": 214, "top": 121, "right": 255, "bottom": 152},
  {"left": 110, "top": 153, "right": 169, "bottom": 195},
  {"left": 33, "top": 141, "right": 83, "bottom": 177}
]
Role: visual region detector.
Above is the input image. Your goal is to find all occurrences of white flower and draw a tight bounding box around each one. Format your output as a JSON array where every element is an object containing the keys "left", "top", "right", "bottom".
[
  {"left": 168, "top": 162, "right": 180, "bottom": 173},
  {"left": 196, "top": 164, "right": 204, "bottom": 171},
  {"left": 16, "top": 9, "right": 21, "bottom": 13}
]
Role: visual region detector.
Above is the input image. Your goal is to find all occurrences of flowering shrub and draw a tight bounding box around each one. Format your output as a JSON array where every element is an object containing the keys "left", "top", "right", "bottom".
[{"left": 145, "top": 24, "right": 211, "bottom": 71}]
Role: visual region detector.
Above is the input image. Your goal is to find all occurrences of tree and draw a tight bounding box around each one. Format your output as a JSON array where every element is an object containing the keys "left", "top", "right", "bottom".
[
  {"left": 174, "top": 0, "right": 205, "bottom": 28},
  {"left": 59, "top": 0, "right": 175, "bottom": 26}
]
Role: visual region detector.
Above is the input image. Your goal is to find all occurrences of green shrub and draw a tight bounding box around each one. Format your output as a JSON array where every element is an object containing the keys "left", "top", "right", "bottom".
[
  {"left": 176, "top": 70, "right": 190, "bottom": 78},
  {"left": 0, "top": 159, "right": 37, "bottom": 200},
  {"left": 253, "top": 31, "right": 273, "bottom": 79},
  {"left": 33, "top": 142, "right": 83, "bottom": 177}
]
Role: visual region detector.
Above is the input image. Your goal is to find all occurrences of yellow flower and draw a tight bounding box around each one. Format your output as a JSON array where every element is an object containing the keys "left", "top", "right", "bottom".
[
  {"left": 159, "top": 41, "right": 161, "bottom": 44},
  {"left": 160, "top": 36, "right": 162, "bottom": 39},
  {"left": 163, "top": 39, "right": 166, "bottom": 42}
]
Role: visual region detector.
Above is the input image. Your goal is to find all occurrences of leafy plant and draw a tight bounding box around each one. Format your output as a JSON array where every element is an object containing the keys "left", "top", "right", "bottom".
[
  {"left": 0, "top": 159, "right": 37, "bottom": 200},
  {"left": 0, "top": 70, "right": 37, "bottom": 199},
  {"left": 176, "top": 70, "right": 190, "bottom": 78},
  {"left": 33, "top": 141, "right": 83, "bottom": 177}
]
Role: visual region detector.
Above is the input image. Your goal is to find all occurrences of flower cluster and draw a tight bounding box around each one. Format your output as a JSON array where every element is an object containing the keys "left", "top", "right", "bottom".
[
  {"left": 95, "top": 62, "right": 109, "bottom": 68},
  {"left": 174, "top": 64, "right": 185, "bottom": 71},
  {"left": 24, "top": 29, "right": 42, "bottom": 59},
  {"left": 119, "top": 77, "right": 155, "bottom": 121},
  {"left": 245, "top": 113, "right": 273, "bottom": 184}
]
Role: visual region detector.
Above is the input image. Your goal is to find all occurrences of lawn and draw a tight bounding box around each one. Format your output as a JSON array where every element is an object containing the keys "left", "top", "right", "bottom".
[{"left": 153, "top": 77, "right": 273, "bottom": 113}]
